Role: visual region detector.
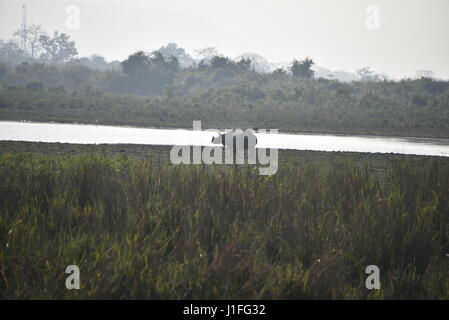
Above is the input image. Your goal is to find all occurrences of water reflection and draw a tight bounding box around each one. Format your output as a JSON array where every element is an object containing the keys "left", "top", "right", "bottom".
[{"left": 1, "top": 121, "right": 449, "bottom": 157}]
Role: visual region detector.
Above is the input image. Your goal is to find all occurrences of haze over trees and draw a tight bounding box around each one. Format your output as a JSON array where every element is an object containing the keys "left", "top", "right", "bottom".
[
  {"left": 13, "top": 24, "right": 46, "bottom": 59},
  {"left": 0, "top": 27, "right": 447, "bottom": 138},
  {"left": 0, "top": 25, "right": 428, "bottom": 82},
  {"left": 37, "top": 31, "right": 78, "bottom": 64},
  {"left": 117, "top": 50, "right": 180, "bottom": 95},
  {"left": 157, "top": 42, "right": 195, "bottom": 68},
  {"left": 7, "top": 25, "right": 78, "bottom": 64},
  {"left": 291, "top": 58, "right": 315, "bottom": 79}
]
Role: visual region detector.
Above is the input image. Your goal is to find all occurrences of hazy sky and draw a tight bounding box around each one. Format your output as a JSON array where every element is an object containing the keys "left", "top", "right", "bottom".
[{"left": 1, "top": 0, "right": 448, "bottom": 79}]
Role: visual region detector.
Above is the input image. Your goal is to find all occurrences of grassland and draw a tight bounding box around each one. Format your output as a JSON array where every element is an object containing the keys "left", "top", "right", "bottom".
[{"left": 0, "top": 141, "right": 448, "bottom": 299}]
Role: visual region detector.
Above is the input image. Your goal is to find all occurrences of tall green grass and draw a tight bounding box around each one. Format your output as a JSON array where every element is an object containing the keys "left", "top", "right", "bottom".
[{"left": 0, "top": 153, "right": 448, "bottom": 299}]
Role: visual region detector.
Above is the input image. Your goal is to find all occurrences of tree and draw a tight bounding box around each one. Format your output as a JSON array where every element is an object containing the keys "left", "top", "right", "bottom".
[
  {"left": 210, "top": 55, "right": 230, "bottom": 68},
  {"left": 356, "top": 67, "right": 380, "bottom": 82},
  {"left": 237, "top": 58, "right": 251, "bottom": 71},
  {"left": 415, "top": 70, "right": 435, "bottom": 79},
  {"left": 291, "top": 58, "right": 315, "bottom": 79},
  {"left": 89, "top": 55, "right": 109, "bottom": 69},
  {"left": 74, "top": 54, "right": 112, "bottom": 70},
  {"left": 14, "top": 24, "right": 46, "bottom": 58},
  {"left": 121, "top": 51, "right": 149, "bottom": 76},
  {"left": 39, "top": 31, "right": 78, "bottom": 63},
  {"left": 158, "top": 42, "right": 194, "bottom": 67},
  {"left": 238, "top": 52, "right": 271, "bottom": 73},
  {"left": 119, "top": 51, "right": 179, "bottom": 95},
  {"left": 272, "top": 67, "right": 287, "bottom": 76},
  {"left": 195, "top": 47, "right": 219, "bottom": 63},
  {"left": 0, "top": 40, "right": 27, "bottom": 64},
  {"left": 150, "top": 51, "right": 180, "bottom": 74}
]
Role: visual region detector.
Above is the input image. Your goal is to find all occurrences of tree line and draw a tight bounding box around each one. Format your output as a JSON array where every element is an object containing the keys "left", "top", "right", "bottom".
[{"left": 1, "top": 27, "right": 448, "bottom": 138}]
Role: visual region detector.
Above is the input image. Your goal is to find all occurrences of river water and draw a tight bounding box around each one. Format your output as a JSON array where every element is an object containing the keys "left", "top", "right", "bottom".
[{"left": 1, "top": 121, "right": 449, "bottom": 157}]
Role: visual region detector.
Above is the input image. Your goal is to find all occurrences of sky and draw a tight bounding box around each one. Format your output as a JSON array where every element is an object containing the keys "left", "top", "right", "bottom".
[{"left": 0, "top": 0, "right": 448, "bottom": 79}]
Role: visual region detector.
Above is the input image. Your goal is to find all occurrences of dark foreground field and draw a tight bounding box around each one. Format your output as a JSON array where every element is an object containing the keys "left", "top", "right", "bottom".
[{"left": 0, "top": 142, "right": 448, "bottom": 299}]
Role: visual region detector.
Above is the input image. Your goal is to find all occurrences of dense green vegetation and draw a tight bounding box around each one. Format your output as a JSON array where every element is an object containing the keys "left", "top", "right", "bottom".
[
  {"left": 0, "top": 141, "right": 442, "bottom": 173},
  {"left": 0, "top": 143, "right": 448, "bottom": 299},
  {"left": 1, "top": 59, "right": 449, "bottom": 138}
]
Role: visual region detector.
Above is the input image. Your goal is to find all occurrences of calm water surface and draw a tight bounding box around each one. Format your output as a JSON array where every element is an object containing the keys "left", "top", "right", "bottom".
[{"left": 1, "top": 121, "right": 449, "bottom": 157}]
